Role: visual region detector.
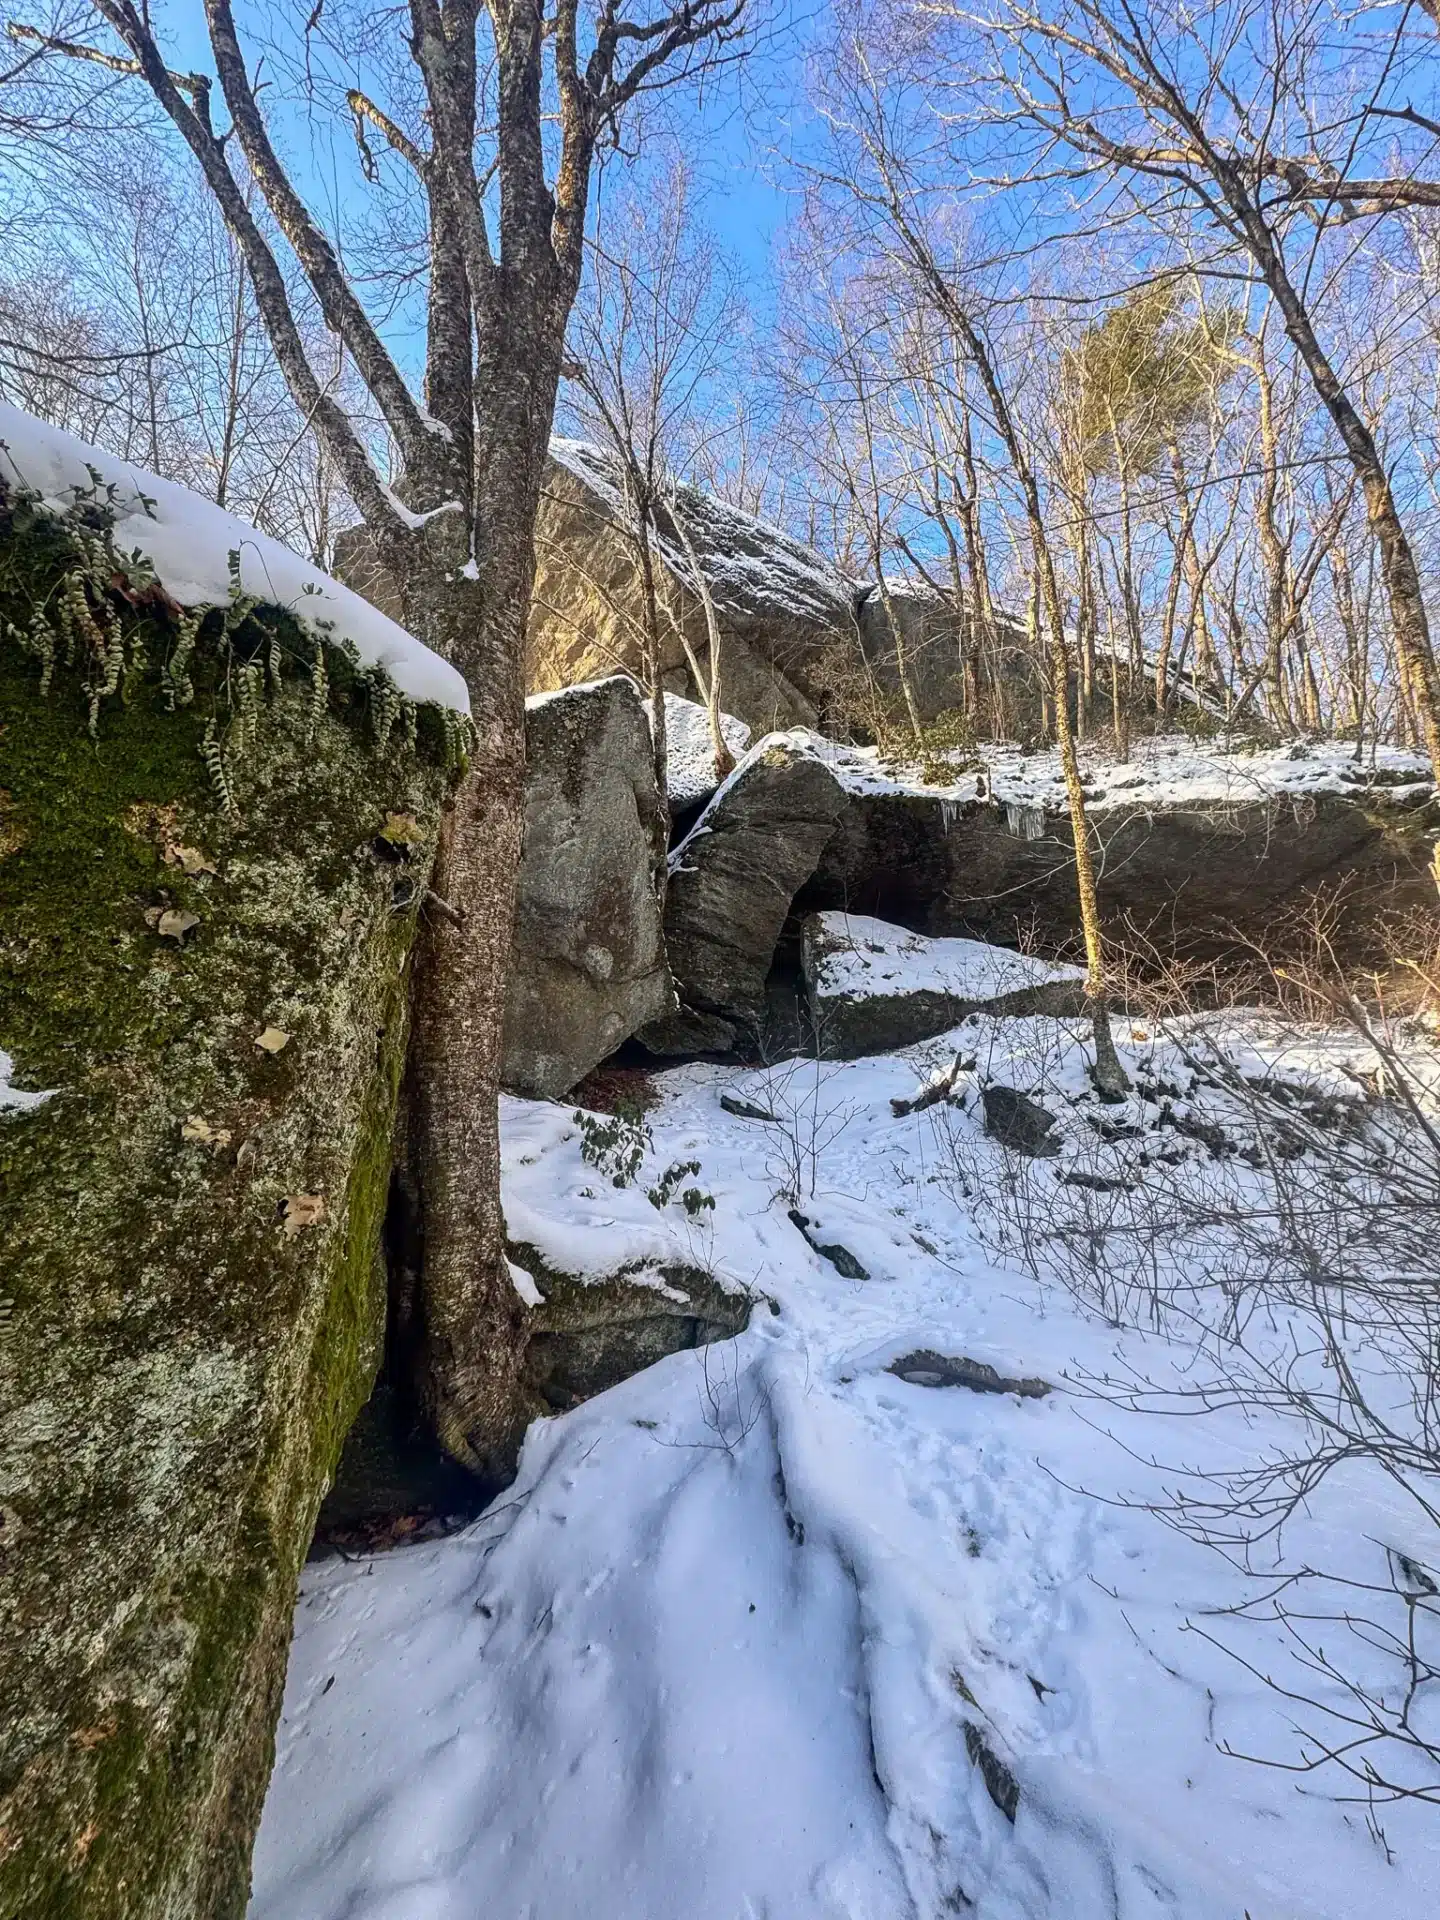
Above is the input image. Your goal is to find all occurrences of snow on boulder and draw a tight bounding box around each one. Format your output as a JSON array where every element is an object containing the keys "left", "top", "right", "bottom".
[
  {"left": 502, "top": 678, "right": 674, "bottom": 1098},
  {"left": 799, "top": 734, "right": 1439, "bottom": 971},
  {"left": 0, "top": 401, "right": 469, "bottom": 714},
  {"left": 803, "top": 911, "right": 1086, "bottom": 1057},
  {"left": 660, "top": 690, "right": 751, "bottom": 812}
]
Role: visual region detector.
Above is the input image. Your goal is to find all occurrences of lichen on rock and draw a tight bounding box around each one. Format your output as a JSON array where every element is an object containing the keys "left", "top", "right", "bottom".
[{"left": 0, "top": 540, "right": 451, "bottom": 1914}]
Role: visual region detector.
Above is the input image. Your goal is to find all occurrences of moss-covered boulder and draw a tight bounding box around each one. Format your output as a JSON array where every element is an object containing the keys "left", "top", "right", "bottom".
[
  {"left": 508, "top": 1247, "right": 752, "bottom": 1416},
  {"left": 0, "top": 639, "right": 450, "bottom": 1916}
]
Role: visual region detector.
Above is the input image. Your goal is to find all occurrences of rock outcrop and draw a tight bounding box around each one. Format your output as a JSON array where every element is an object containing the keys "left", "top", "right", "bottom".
[
  {"left": 512, "top": 1251, "right": 751, "bottom": 1413},
  {"left": 802, "top": 912, "right": 1086, "bottom": 1057},
  {"left": 653, "top": 740, "right": 847, "bottom": 1037},
  {"left": 0, "top": 641, "right": 452, "bottom": 1919},
  {"left": 502, "top": 679, "right": 673, "bottom": 1098},
  {"left": 528, "top": 442, "right": 855, "bottom": 735},
  {"left": 799, "top": 740, "right": 1440, "bottom": 972}
]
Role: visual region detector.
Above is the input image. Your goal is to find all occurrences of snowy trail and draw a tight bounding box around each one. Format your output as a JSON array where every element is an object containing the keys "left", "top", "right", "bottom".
[{"left": 251, "top": 1025, "right": 1440, "bottom": 1920}]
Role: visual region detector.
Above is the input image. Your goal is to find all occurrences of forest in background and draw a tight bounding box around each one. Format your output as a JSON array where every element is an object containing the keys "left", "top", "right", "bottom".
[{"left": 7, "top": 0, "right": 1440, "bottom": 754}]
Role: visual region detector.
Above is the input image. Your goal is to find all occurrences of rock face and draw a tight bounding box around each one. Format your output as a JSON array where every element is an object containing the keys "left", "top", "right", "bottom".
[
  {"left": 800, "top": 744, "right": 1440, "bottom": 971},
  {"left": 529, "top": 442, "right": 856, "bottom": 735},
  {"left": 0, "top": 642, "right": 450, "bottom": 1919},
  {"left": 657, "top": 740, "right": 848, "bottom": 1035},
  {"left": 502, "top": 679, "right": 673, "bottom": 1098},
  {"left": 802, "top": 911, "right": 1086, "bottom": 1058}
]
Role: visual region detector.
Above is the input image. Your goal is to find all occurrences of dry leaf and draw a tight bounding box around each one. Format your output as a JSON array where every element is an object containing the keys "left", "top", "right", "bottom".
[
  {"left": 254, "top": 1026, "right": 290, "bottom": 1054},
  {"left": 281, "top": 1193, "right": 326, "bottom": 1237},
  {"left": 379, "top": 811, "right": 422, "bottom": 846},
  {"left": 166, "top": 844, "right": 216, "bottom": 877},
  {"left": 181, "top": 1114, "right": 232, "bottom": 1149},
  {"left": 156, "top": 908, "right": 199, "bottom": 941}
]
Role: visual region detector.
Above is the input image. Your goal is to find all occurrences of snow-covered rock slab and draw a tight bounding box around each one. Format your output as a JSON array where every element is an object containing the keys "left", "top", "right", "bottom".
[
  {"left": 0, "top": 401, "right": 469, "bottom": 714},
  {"left": 803, "top": 912, "right": 1086, "bottom": 1057},
  {"left": 796, "top": 731, "right": 1438, "bottom": 968},
  {"left": 660, "top": 690, "right": 751, "bottom": 811}
]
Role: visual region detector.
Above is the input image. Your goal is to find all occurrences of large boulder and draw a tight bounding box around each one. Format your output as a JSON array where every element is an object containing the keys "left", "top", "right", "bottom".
[
  {"left": 0, "top": 610, "right": 454, "bottom": 1912},
  {"left": 654, "top": 737, "right": 848, "bottom": 1034},
  {"left": 528, "top": 442, "right": 856, "bottom": 735},
  {"left": 802, "top": 911, "right": 1085, "bottom": 1057},
  {"left": 800, "top": 740, "right": 1440, "bottom": 971},
  {"left": 502, "top": 678, "right": 673, "bottom": 1098}
]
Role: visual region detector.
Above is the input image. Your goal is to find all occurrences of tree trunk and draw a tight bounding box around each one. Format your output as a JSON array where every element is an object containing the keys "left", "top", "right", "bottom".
[
  {"left": 1235, "top": 201, "right": 1440, "bottom": 771},
  {"left": 398, "top": 317, "right": 565, "bottom": 1474}
]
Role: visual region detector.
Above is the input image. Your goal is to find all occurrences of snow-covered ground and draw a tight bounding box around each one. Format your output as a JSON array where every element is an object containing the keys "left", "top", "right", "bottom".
[
  {"left": 251, "top": 1011, "right": 1440, "bottom": 1920},
  {"left": 0, "top": 402, "right": 470, "bottom": 713},
  {"left": 806, "top": 911, "right": 1085, "bottom": 1003}
]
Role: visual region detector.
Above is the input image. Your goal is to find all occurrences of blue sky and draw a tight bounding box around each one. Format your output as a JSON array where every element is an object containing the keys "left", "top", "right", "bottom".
[{"left": 153, "top": 0, "right": 805, "bottom": 343}]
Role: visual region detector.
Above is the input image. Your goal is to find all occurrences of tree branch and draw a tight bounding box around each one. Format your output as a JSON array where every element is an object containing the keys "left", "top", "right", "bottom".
[
  {"left": 200, "top": 0, "right": 430, "bottom": 472},
  {"left": 5, "top": 20, "right": 209, "bottom": 99},
  {"left": 78, "top": 0, "right": 404, "bottom": 532}
]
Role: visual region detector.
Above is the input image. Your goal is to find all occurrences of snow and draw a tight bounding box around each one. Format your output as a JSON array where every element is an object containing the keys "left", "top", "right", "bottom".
[
  {"left": 660, "top": 692, "right": 751, "bottom": 808},
  {"left": 808, "top": 911, "right": 1085, "bottom": 1003},
  {"left": 0, "top": 402, "right": 470, "bottom": 714},
  {"left": 0, "top": 1046, "right": 52, "bottom": 1114},
  {"left": 253, "top": 995, "right": 1440, "bottom": 1920}
]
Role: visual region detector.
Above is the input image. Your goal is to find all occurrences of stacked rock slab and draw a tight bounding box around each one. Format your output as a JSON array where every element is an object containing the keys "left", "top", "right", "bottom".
[
  {"left": 0, "top": 650, "right": 449, "bottom": 1920},
  {"left": 501, "top": 678, "right": 673, "bottom": 1098},
  {"left": 801, "top": 911, "right": 1086, "bottom": 1058},
  {"left": 801, "top": 755, "right": 1440, "bottom": 970},
  {"left": 647, "top": 738, "right": 847, "bottom": 1042}
]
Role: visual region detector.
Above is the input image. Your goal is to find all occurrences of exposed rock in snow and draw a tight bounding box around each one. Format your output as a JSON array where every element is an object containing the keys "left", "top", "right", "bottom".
[
  {"left": 803, "top": 912, "right": 1086, "bottom": 1057},
  {"left": 656, "top": 737, "right": 847, "bottom": 1036},
  {"left": 502, "top": 677, "right": 673, "bottom": 1098},
  {"left": 0, "top": 401, "right": 469, "bottom": 713}
]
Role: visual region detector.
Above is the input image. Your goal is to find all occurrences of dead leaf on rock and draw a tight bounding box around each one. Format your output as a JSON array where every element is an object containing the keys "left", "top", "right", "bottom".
[
  {"left": 181, "top": 1114, "right": 232, "bottom": 1149},
  {"left": 281, "top": 1193, "right": 326, "bottom": 1237},
  {"left": 379, "top": 810, "right": 423, "bottom": 847},
  {"left": 157, "top": 908, "right": 199, "bottom": 941},
  {"left": 166, "top": 843, "right": 217, "bottom": 877},
  {"left": 254, "top": 1025, "right": 290, "bottom": 1054}
]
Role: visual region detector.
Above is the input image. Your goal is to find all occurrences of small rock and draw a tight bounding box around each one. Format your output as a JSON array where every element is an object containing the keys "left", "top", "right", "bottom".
[
  {"left": 254, "top": 1026, "right": 290, "bottom": 1054},
  {"left": 888, "top": 1349, "right": 1051, "bottom": 1399},
  {"left": 788, "top": 1208, "right": 870, "bottom": 1280},
  {"left": 719, "top": 1093, "right": 778, "bottom": 1122},
  {"left": 982, "top": 1084, "right": 1061, "bottom": 1157}
]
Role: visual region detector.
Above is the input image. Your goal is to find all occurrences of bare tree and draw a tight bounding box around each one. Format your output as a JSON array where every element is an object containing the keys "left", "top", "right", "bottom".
[
  {"left": 15, "top": 0, "right": 751, "bottom": 1471},
  {"left": 956, "top": 0, "right": 1440, "bottom": 774},
  {"left": 561, "top": 159, "right": 743, "bottom": 790}
]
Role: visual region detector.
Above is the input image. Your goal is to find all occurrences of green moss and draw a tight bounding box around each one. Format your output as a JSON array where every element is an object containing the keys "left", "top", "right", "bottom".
[{"left": 0, "top": 633, "right": 449, "bottom": 1919}]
